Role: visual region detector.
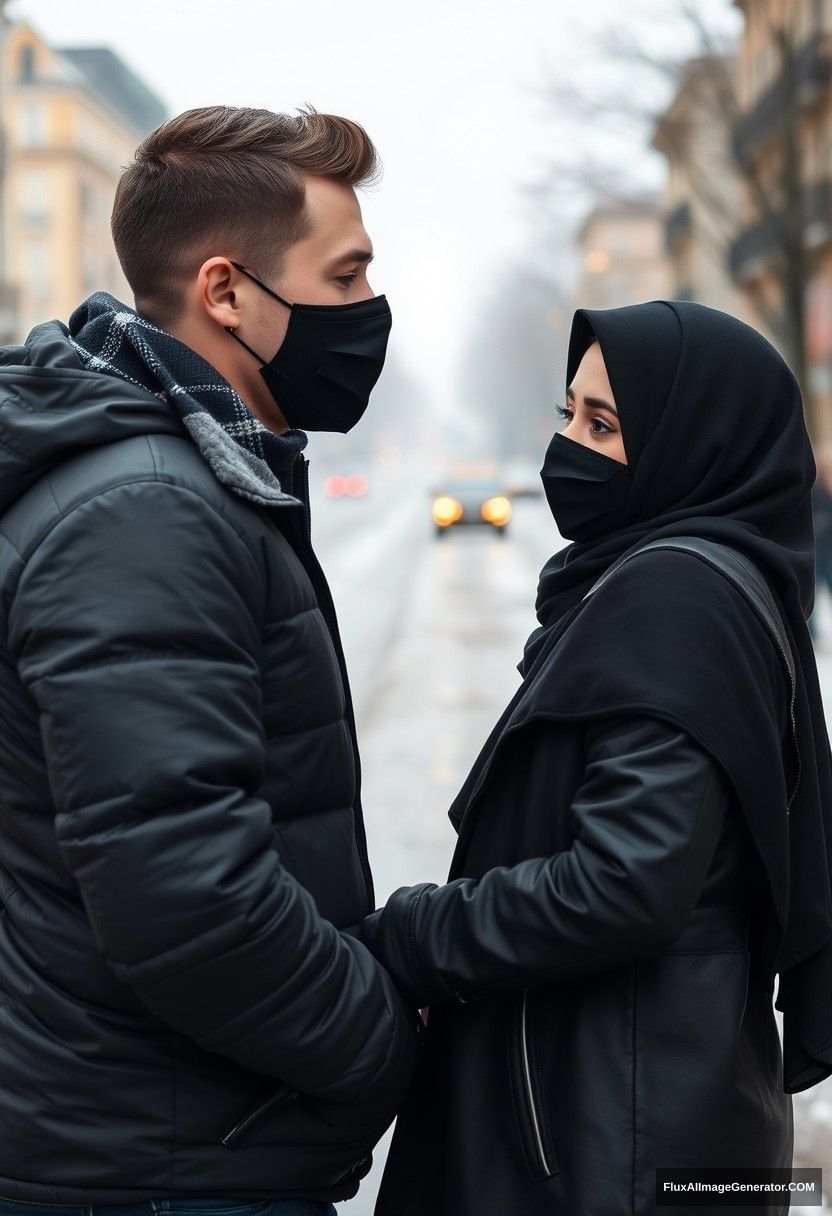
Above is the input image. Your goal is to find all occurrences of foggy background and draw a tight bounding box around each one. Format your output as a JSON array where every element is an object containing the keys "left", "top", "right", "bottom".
[{"left": 2, "top": 0, "right": 831, "bottom": 1210}]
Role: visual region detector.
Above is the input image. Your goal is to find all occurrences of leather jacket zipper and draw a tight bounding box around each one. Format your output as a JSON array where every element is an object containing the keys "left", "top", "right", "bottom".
[
  {"left": 520, "top": 990, "right": 554, "bottom": 1178},
  {"left": 507, "top": 989, "right": 557, "bottom": 1180}
]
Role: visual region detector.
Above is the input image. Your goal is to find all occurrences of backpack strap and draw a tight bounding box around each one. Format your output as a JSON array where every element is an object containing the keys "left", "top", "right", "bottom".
[{"left": 582, "top": 535, "right": 801, "bottom": 814}]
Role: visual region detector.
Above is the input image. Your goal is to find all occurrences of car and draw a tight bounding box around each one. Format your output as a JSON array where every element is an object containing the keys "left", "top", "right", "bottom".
[
  {"left": 431, "top": 473, "right": 512, "bottom": 538},
  {"left": 324, "top": 472, "right": 370, "bottom": 499}
]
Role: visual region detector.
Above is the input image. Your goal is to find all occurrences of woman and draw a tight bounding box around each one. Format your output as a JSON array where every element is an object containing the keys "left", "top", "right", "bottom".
[{"left": 351, "top": 301, "right": 832, "bottom": 1216}]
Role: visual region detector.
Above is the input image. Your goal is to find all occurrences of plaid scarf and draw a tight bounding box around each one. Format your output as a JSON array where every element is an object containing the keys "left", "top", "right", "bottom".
[{"left": 67, "top": 291, "right": 308, "bottom": 508}]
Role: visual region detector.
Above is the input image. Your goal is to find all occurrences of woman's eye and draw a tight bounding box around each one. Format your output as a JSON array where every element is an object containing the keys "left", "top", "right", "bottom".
[{"left": 555, "top": 403, "right": 613, "bottom": 434}]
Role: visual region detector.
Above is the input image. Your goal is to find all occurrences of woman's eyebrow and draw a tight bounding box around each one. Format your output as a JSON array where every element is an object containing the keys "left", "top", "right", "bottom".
[{"left": 566, "top": 385, "right": 619, "bottom": 417}]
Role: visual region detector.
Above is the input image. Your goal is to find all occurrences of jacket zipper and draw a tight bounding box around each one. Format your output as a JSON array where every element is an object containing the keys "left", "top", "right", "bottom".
[
  {"left": 520, "top": 990, "right": 554, "bottom": 1178},
  {"left": 221, "top": 1085, "right": 299, "bottom": 1148},
  {"left": 290, "top": 454, "right": 374, "bottom": 905}
]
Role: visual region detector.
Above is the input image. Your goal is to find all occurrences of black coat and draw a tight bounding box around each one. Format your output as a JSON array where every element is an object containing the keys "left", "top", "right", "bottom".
[
  {"left": 0, "top": 322, "right": 418, "bottom": 1202},
  {"left": 356, "top": 562, "right": 794, "bottom": 1216}
]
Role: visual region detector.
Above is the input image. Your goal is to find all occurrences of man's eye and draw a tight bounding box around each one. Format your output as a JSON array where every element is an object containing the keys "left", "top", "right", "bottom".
[{"left": 337, "top": 273, "right": 358, "bottom": 286}]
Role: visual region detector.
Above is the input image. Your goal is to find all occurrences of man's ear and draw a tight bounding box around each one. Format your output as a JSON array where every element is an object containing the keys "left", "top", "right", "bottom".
[{"left": 197, "top": 257, "right": 242, "bottom": 330}]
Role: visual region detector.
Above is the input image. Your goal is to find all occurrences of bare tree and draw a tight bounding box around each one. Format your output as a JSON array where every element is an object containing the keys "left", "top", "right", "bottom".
[
  {"left": 533, "top": 2, "right": 831, "bottom": 437},
  {"left": 680, "top": 2, "right": 818, "bottom": 430}
]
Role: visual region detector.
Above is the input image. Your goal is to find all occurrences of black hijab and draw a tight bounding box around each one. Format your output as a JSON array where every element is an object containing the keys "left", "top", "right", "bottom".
[{"left": 512, "top": 300, "right": 832, "bottom": 1093}]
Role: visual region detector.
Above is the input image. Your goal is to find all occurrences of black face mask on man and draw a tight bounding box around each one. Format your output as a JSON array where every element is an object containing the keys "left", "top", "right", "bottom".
[
  {"left": 225, "top": 261, "right": 392, "bottom": 433},
  {"left": 540, "top": 430, "right": 631, "bottom": 543}
]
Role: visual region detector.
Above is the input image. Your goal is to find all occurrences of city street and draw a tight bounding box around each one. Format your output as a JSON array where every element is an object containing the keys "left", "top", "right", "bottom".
[
  {"left": 307, "top": 455, "right": 832, "bottom": 1215},
  {"left": 0, "top": 0, "right": 828, "bottom": 1203}
]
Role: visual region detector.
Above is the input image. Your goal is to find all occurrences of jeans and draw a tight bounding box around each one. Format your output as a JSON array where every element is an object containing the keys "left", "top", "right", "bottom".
[{"left": 0, "top": 1199, "right": 336, "bottom": 1216}]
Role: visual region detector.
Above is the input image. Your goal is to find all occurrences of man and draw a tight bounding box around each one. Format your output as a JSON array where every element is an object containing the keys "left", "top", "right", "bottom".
[{"left": 0, "top": 106, "right": 418, "bottom": 1211}]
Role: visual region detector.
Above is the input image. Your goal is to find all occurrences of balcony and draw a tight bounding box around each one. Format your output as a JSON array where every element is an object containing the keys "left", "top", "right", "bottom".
[
  {"left": 664, "top": 200, "right": 693, "bottom": 255},
  {"left": 729, "top": 177, "right": 832, "bottom": 281},
  {"left": 734, "top": 31, "right": 832, "bottom": 163}
]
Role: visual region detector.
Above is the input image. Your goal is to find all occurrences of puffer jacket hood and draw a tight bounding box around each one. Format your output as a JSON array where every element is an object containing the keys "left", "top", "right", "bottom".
[
  {"left": 0, "top": 319, "right": 185, "bottom": 516},
  {"left": 0, "top": 311, "right": 305, "bottom": 515}
]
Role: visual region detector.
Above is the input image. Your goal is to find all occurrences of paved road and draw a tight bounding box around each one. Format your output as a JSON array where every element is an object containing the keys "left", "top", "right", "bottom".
[{"left": 307, "top": 455, "right": 832, "bottom": 1214}]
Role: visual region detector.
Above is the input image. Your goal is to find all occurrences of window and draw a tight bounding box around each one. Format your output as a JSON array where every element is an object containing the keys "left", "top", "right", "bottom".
[
  {"left": 18, "top": 44, "right": 36, "bottom": 82},
  {"left": 20, "top": 169, "right": 49, "bottom": 224},
  {"left": 19, "top": 103, "right": 47, "bottom": 146},
  {"left": 23, "top": 239, "right": 50, "bottom": 303},
  {"left": 107, "top": 255, "right": 126, "bottom": 295},
  {"left": 82, "top": 246, "right": 100, "bottom": 295},
  {"left": 79, "top": 176, "right": 94, "bottom": 222},
  {"left": 74, "top": 108, "right": 96, "bottom": 156}
]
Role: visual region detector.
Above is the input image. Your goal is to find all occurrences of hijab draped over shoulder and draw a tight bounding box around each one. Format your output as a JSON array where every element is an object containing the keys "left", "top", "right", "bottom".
[{"left": 517, "top": 301, "right": 832, "bottom": 1094}]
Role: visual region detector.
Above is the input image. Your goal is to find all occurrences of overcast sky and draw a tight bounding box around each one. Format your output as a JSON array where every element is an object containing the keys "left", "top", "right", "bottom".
[{"left": 14, "top": 0, "right": 736, "bottom": 421}]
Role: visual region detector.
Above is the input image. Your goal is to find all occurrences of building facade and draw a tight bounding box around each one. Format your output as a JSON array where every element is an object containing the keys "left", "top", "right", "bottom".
[
  {"left": 574, "top": 195, "right": 671, "bottom": 312},
  {"left": 651, "top": 55, "right": 749, "bottom": 315},
  {"left": 731, "top": 0, "right": 832, "bottom": 437},
  {"left": 1, "top": 20, "right": 167, "bottom": 340}
]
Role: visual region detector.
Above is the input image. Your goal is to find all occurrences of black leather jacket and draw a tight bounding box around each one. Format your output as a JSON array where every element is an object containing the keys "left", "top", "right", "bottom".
[{"left": 355, "top": 713, "right": 793, "bottom": 1216}]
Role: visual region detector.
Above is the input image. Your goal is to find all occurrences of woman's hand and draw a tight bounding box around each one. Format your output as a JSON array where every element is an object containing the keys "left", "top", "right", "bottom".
[{"left": 340, "top": 883, "right": 444, "bottom": 1009}]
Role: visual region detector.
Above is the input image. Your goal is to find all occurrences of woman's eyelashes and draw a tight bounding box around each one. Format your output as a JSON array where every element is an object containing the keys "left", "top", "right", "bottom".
[{"left": 555, "top": 403, "right": 615, "bottom": 434}]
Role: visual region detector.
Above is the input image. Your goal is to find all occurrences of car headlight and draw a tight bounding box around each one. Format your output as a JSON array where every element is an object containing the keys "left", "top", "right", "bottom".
[
  {"left": 481, "top": 496, "right": 512, "bottom": 525},
  {"left": 433, "top": 496, "right": 463, "bottom": 525}
]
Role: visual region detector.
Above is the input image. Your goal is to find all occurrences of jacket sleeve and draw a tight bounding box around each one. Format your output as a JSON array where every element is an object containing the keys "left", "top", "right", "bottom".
[
  {"left": 8, "top": 479, "right": 417, "bottom": 1112},
  {"left": 352, "top": 714, "right": 729, "bottom": 1008}
]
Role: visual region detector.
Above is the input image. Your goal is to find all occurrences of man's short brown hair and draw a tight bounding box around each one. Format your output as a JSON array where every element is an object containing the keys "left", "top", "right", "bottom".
[{"left": 111, "top": 104, "right": 379, "bottom": 324}]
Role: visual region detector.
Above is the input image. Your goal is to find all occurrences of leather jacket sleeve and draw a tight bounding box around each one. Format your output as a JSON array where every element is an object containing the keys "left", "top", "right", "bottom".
[
  {"left": 353, "top": 714, "right": 729, "bottom": 1008},
  {"left": 8, "top": 480, "right": 418, "bottom": 1118}
]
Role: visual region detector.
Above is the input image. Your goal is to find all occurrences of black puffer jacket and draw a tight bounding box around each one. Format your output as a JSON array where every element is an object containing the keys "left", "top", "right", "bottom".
[{"left": 0, "top": 322, "right": 418, "bottom": 1202}]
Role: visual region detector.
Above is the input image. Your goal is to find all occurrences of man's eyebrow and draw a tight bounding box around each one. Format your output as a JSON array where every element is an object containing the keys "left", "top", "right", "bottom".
[
  {"left": 327, "top": 248, "right": 375, "bottom": 270},
  {"left": 566, "top": 385, "right": 619, "bottom": 417}
]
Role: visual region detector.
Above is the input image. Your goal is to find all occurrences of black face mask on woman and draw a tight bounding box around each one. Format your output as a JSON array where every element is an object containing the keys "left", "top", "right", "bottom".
[
  {"left": 540, "top": 430, "right": 631, "bottom": 542},
  {"left": 225, "top": 261, "right": 392, "bottom": 433}
]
